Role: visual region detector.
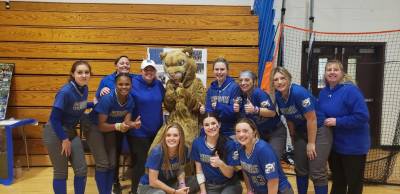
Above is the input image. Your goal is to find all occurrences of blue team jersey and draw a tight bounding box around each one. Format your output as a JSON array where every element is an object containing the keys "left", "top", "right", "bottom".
[
  {"left": 239, "top": 139, "right": 290, "bottom": 193},
  {"left": 139, "top": 144, "right": 188, "bottom": 185},
  {"left": 205, "top": 76, "right": 240, "bottom": 136},
  {"left": 318, "top": 83, "right": 370, "bottom": 155},
  {"left": 239, "top": 88, "right": 281, "bottom": 134},
  {"left": 52, "top": 81, "right": 88, "bottom": 129},
  {"left": 89, "top": 90, "right": 135, "bottom": 125},
  {"left": 275, "top": 84, "right": 317, "bottom": 132},
  {"left": 190, "top": 137, "right": 239, "bottom": 184},
  {"left": 129, "top": 75, "right": 165, "bottom": 137},
  {"left": 95, "top": 72, "right": 137, "bottom": 100}
]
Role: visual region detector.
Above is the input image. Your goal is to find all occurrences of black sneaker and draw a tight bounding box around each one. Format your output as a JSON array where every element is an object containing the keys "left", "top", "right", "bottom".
[{"left": 113, "top": 182, "right": 122, "bottom": 194}]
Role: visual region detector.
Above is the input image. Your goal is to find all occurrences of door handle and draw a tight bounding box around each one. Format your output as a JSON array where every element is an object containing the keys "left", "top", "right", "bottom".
[{"left": 365, "top": 98, "right": 374, "bottom": 102}]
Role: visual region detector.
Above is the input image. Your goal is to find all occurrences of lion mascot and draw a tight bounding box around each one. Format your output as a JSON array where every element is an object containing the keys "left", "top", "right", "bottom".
[{"left": 151, "top": 47, "right": 206, "bottom": 148}]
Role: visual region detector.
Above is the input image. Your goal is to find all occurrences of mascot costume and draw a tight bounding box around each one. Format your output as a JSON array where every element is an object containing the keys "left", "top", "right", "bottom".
[{"left": 151, "top": 47, "right": 206, "bottom": 148}]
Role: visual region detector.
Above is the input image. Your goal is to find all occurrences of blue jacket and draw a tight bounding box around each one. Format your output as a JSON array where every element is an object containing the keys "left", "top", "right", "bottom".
[
  {"left": 129, "top": 75, "right": 165, "bottom": 138},
  {"left": 318, "top": 83, "right": 370, "bottom": 155},
  {"left": 205, "top": 76, "right": 240, "bottom": 136}
]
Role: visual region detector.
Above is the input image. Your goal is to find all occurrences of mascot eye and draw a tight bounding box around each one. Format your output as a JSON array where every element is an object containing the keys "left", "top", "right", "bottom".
[{"left": 179, "top": 60, "right": 186, "bottom": 66}]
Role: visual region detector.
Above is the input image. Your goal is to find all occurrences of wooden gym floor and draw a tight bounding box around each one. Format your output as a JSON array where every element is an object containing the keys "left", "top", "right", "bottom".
[{"left": 0, "top": 167, "right": 399, "bottom": 194}]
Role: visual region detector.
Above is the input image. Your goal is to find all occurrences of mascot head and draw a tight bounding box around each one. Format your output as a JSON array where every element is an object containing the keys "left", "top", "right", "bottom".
[{"left": 160, "top": 47, "right": 197, "bottom": 88}]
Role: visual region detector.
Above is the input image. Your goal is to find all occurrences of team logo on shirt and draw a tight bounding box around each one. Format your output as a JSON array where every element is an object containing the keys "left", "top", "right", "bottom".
[
  {"left": 73, "top": 101, "right": 87, "bottom": 111},
  {"left": 260, "top": 100, "right": 270, "bottom": 108},
  {"left": 302, "top": 98, "right": 311, "bottom": 108},
  {"left": 232, "top": 150, "right": 239, "bottom": 160},
  {"left": 265, "top": 163, "right": 275, "bottom": 174}
]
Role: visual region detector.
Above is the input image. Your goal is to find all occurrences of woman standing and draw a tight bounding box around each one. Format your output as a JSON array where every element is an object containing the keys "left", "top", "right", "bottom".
[
  {"left": 202, "top": 57, "right": 240, "bottom": 138},
  {"left": 318, "top": 60, "right": 370, "bottom": 194},
  {"left": 271, "top": 67, "right": 331, "bottom": 194},
  {"left": 95, "top": 56, "right": 136, "bottom": 193},
  {"left": 128, "top": 59, "right": 165, "bottom": 194},
  {"left": 190, "top": 113, "right": 242, "bottom": 194},
  {"left": 234, "top": 70, "right": 287, "bottom": 159},
  {"left": 85, "top": 73, "right": 141, "bottom": 194},
  {"left": 43, "top": 60, "right": 91, "bottom": 194},
  {"left": 137, "top": 123, "right": 199, "bottom": 194},
  {"left": 235, "top": 118, "right": 293, "bottom": 194}
]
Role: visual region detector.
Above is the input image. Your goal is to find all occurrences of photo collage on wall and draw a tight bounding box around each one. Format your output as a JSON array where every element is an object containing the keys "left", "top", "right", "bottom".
[{"left": 0, "top": 63, "right": 14, "bottom": 179}]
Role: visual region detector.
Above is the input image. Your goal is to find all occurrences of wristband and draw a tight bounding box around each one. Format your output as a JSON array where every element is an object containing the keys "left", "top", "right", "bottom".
[
  {"left": 114, "top": 123, "right": 122, "bottom": 131},
  {"left": 196, "top": 173, "right": 205, "bottom": 184},
  {"left": 254, "top": 106, "right": 260, "bottom": 115}
]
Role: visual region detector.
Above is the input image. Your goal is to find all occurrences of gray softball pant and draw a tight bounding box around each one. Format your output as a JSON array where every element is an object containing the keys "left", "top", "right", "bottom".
[
  {"left": 293, "top": 126, "right": 332, "bottom": 186},
  {"left": 137, "top": 176, "right": 199, "bottom": 194},
  {"left": 205, "top": 177, "right": 242, "bottom": 194},
  {"left": 42, "top": 123, "right": 87, "bottom": 179},
  {"left": 82, "top": 120, "right": 117, "bottom": 172},
  {"left": 265, "top": 122, "right": 287, "bottom": 160}
]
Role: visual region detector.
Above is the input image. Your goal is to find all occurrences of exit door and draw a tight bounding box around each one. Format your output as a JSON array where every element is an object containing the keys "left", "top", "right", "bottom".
[{"left": 301, "top": 42, "right": 385, "bottom": 147}]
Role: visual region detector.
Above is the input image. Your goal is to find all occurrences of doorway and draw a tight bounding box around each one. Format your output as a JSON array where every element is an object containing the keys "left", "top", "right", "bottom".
[{"left": 301, "top": 42, "right": 385, "bottom": 147}]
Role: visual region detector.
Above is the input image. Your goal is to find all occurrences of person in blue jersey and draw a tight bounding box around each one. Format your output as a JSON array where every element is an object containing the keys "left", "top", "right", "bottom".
[
  {"left": 235, "top": 118, "right": 293, "bottom": 194},
  {"left": 200, "top": 57, "right": 240, "bottom": 138},
  {"left": 83, "top": 73, "right": 141, "bottom": 194},
  {"left": 137, "top": 123, "right": 199, "bottom": 194},
  {"left": 95, "top": 55, "right": 137, "bottom": 193},
  {"left": 127, "top": 59, "right": 165, "bottom": 194},
  {"left": 190, "top": 113, "right": 242, "bottom": 194},
  {"left": 234, "top": 70, "right": 287, "bottom": 159},
  {"left": 95, "top": 56, "right": 135, "bottom": 102},
  {"left": 42, "top": 60, "right": 91, "bottom": 194},
  {"left": 318, "top": 60, "right": 370, "bottom": 194},
  {"left": 271, "top": 67, "right": 332, "bottom": 194}
]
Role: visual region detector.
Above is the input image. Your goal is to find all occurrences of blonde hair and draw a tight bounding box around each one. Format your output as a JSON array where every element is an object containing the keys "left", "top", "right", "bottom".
[
  {"left": 324, "top": 60, "right": 356, "bottom": 86},
  {"left": 269, "top": 66, "right": 293, "bottom": 103},
  {"left": 159, "top": 122, "right": 187, "bottom": 170}
]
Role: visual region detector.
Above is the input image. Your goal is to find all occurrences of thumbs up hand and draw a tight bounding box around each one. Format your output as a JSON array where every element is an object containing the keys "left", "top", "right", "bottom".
[
  {"left": 244, "top": 99, "right": 255, "bottom": 114},
  {"left": 199, "top": 102, "right": 205, "bottom": 114},
  {"left": 132, "top": 116, "right": 141, "bottom": 129},
  {"left": 210, "top": 151, "right": 224, "bottom": 168}
]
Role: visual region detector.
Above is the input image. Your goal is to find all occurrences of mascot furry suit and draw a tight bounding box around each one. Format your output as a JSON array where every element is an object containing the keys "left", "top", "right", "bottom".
[{"left": 151, "top": 47, "right": 206, "bottom": 148}]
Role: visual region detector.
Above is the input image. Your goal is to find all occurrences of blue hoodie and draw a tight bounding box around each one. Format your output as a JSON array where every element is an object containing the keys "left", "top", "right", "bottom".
[
  {"left": 205, "top": 76, "right": 240, "bottom": 136},
  {"left": 129, "top": 75, "right": 165, "bottom": 138},
  {"left": 318, "top": 83, "right": 370, "bottom": 155}
]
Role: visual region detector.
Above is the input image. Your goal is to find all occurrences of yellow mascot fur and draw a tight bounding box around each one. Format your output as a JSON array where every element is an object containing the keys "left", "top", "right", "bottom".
[{"left": 151, "top": 47, "right": 206, "bottom": 148}]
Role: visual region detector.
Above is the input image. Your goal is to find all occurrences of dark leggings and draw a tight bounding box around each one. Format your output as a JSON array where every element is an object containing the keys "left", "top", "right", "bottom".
[
  {"left": 127, "top": 136, "right": 154, "bottom": 193},
  {"left": 329, "top": 151, "right": 366, "bottom": 194}
]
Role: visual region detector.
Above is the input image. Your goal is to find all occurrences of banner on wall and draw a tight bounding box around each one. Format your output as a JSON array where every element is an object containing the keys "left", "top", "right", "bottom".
[
  {"left": 0, "top": 63, "right": 14, "bottom": 120},
  {"left": 147, "top": 47, "right": 207, "bottom": 87}
]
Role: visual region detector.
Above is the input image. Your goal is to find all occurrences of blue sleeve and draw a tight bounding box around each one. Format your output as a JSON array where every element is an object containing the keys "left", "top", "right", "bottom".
[
  {"left": 190, "top": 140, "right": 201, "bottom": 162},
  {"left": 215, "top": 86, "right": 240, "bottom": 119},
  {"left": 258, "top": 145, "right": 279, "bottom": 180},
  {"left": 94, "top": 95, "right": 111, "bottom": 115},
  {"left": 225, "top": 140, "right": 240, "bottom": 166},
  {"left": 261, "top": 91, "right": 275, "bottom": 111},
  {"left": 49, "top": 107, "right": 67, "bottom": 140},
  {"left": 294, "top": 89, "right": 315, "bottom": 114},
  {"left": 336, "top": 87, "right": 369, "bottom": 129},
  {"left": 145, "top": 147, "right": 163, "bottom": 171}
]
